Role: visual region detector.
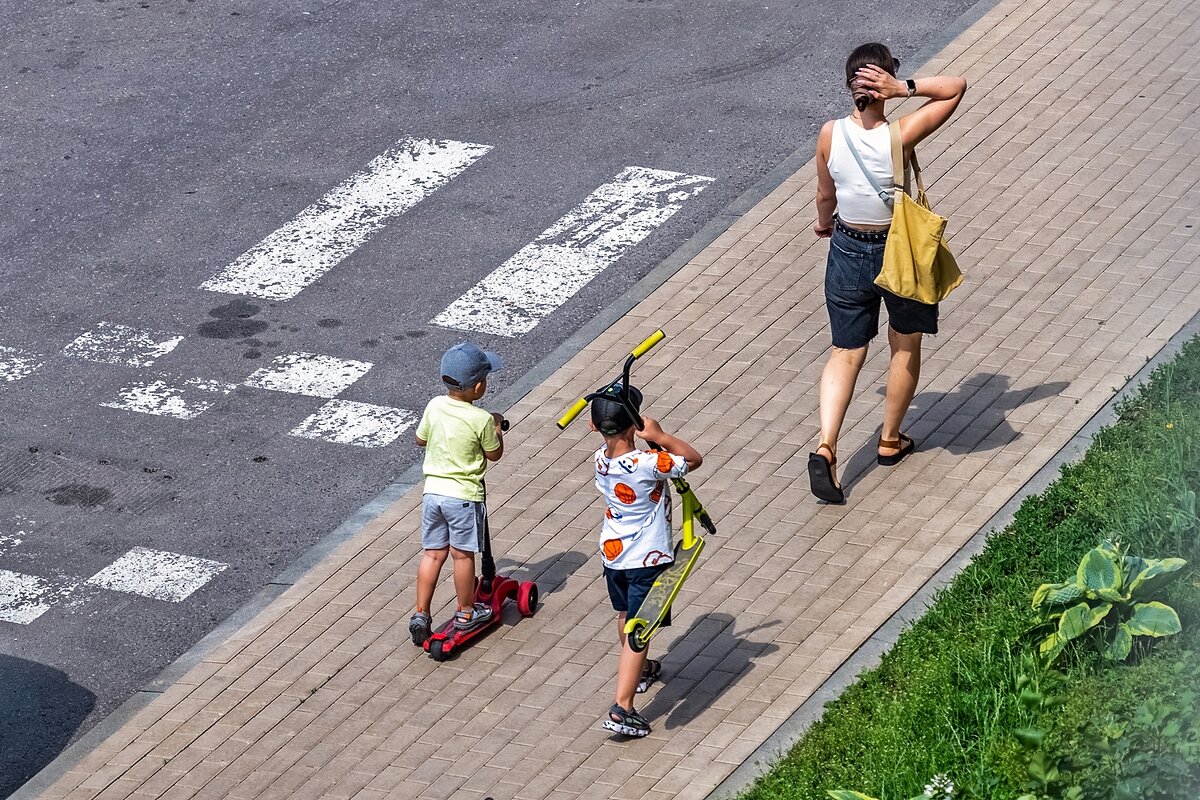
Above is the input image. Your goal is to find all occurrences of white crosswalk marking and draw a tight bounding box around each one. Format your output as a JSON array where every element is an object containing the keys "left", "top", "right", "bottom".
[
  {"left": 242, "top": 352, "right": 373, "bottom": 398},
  {"left": 432, "top": 165, "right": 713, "bottom": 336},
  {"left": 0, "top": 346, "right": 45, "bottom": 382},
  {"left": 0, "top": 569, "right": 67, "bottom": 624},
  {"left": 1, "top": 548, "right": 229, "bottom": 625},
  {"left": 87, "top": 547, "right": 228, "bottom": 602},
  {"left": 200, "top": 137, "right": 492, "bottom": 301},
  {"left": 289, "top": 399, "right": 418, "bottom": 448},
  {"left": 101, "top": 376, "right": 238, "bottom": 420},
  {"left": 62, "top": 322, "right": 184, "bottom": 368}
]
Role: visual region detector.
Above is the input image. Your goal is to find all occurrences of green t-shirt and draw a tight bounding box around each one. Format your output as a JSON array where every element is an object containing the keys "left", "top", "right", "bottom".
[{"left": 416, "top": 395, "right": 500, "bottom": 502}]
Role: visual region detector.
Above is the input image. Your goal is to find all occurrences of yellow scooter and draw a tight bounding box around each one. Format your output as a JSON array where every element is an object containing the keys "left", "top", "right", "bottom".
[{"left": 556, "top": 330, "right": 716, "bottom": 652}]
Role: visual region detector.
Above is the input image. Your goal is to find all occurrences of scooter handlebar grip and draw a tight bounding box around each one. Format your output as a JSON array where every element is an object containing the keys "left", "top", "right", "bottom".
[
  {"left": 630, "top": 329, "right": 665, "bottom": 359},
  {"left": 556, "top": 398, "right": 590, "bottom": 429}
]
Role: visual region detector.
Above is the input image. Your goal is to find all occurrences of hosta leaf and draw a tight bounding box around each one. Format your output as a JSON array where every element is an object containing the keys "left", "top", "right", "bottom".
[
  {"left": 1038, "top": 631, "right": 1064, "bottom": 662},
  {"left": 1089, "top": 586, "right": 1127, "bottom": 603},
  {"left": 1105, "top": 624, "right": 1134, "bottom": 661},
  {"left": 826, "top": 792, "right": 879, "bottom": 800},
  {"left": 1031, "top": 580, "right": 1069, "bottom": 610},
  {"left": 1077, "top": 547, "right": 1121, "bottom": 591},
  {"left": 1125, "top": 602, "right": 1182, "bottom": 637},
  {"left": 1058, "top": 601, "right": 1112, "bottom": 641},
  {"left": 1128, "top": 558, "right": 1188, "bottom": 597}
]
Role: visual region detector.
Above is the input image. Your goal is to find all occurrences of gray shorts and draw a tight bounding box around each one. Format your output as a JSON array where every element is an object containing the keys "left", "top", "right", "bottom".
[{"left": 421, "top": 493, "right": 486, "bottom": 552}]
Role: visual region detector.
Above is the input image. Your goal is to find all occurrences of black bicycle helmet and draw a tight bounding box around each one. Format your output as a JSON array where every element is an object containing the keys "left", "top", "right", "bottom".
[{"left": 590, "top": 384, "right": 643, "bottom": 435}]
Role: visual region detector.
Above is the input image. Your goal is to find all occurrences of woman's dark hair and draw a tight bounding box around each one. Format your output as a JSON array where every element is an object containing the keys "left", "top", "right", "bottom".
[{"left": 845, "top": 42, "right": 900, "bottom": 87}]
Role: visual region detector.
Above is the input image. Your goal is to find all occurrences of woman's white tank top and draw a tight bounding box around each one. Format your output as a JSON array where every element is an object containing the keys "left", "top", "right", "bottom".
[{"left": 828, "top": 117, "right": 906, "bottom": 226}]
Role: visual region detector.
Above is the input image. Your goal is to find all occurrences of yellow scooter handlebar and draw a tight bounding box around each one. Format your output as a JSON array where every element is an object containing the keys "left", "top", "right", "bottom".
[{"left": 555, "top": 329, "right": 665, "bottom": 429}]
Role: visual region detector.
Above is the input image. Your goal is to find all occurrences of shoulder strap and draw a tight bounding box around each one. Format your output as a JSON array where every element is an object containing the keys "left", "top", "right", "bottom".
[
  {"left": 889, "top": 120, "right": 925, "bottom": 198},
  {"left": 839, "top": 119, "right": 893, "bottom": 207}
]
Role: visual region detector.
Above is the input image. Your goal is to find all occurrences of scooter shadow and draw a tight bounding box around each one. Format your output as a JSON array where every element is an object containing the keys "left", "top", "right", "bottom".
[
  {"left": 637, "top": 613, "right": 781, "bottom": 731},
  {"left": 493, "top": 550, "right": 589, "bottom": 597}
]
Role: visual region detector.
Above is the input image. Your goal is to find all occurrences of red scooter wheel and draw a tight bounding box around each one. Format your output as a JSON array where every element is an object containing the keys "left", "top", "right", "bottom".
[
  {"left": 429, "top": 638, "right": 452, "bottom": 662},
  {"left": 517, "top": 582, "right": 539, "bottom": 617}
]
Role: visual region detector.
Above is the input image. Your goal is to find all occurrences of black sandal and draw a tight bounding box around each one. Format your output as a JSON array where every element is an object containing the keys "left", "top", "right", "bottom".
[
  {"left": 808, "top": 443, "right": 845, "bottom": 504},
  {"left": 637, "top": 659, "right": 662, "bottom": 693},
  {"left": 877, "top": 434, "right": 916, "bottom": 466}
]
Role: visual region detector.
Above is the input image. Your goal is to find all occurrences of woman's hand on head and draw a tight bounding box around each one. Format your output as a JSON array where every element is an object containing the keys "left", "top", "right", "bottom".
[{"left": 854, "top": 65, "right": 905, "bottom": 101}]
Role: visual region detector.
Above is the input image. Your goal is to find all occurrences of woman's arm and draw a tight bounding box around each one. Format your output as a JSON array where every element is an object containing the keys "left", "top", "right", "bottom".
[
  {"left": 853, "top": 65, "right": 967, "bottom": 150},
  {"left": 814, "top": 120, "right": 836, "bottom": 238}
]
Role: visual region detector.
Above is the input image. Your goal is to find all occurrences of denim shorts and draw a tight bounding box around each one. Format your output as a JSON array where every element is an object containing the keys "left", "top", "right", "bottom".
[
  {"left": 825, "top": 220, "right": 939, "bottom": 349},
  {"left": 605, "top": 564, "right": 671, "bottom": 627},
  {"left": 421, "top": 493, "right": 486, "bottom": 552}
]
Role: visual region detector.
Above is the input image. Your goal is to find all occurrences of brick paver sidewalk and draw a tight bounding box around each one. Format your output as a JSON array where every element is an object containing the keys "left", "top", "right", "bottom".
[{"left": 32, "top": 0, "right": 1200, "bottom": 797}]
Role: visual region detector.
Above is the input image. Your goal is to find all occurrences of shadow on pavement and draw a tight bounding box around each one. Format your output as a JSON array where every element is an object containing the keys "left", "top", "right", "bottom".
[
  {"left": 840, "top": 373, "right": 1070, "bottom": 491},
  {"left": 639, "top": 613, "right": 780, "bottom": 731},
  {"left": 0, "top": 654, "right": 95, "bottom": 799},
  {"left": 494, "top": 549, "right": 590, "bottom": 596}
]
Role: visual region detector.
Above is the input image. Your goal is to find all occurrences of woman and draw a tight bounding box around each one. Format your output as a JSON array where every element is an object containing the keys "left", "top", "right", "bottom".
[{"left": 808, "top": 43, "right": 967, "bottom": 503}]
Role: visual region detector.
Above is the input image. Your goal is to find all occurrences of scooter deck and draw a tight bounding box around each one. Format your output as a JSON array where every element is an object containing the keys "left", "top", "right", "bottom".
[{"left": 625, "top": 535, "right": 705, "bottom": 650}]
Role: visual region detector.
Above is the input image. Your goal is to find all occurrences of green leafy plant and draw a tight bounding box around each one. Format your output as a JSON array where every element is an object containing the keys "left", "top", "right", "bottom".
[
  {"left": 1050, "top": 651, "right": 1200, "bottom": 800},
  {"left": 1031, "top": 539, "right": 1186, "bottom": 663},
  {"left": 1009, "top": 657, "right": 1082, "bottom": 800}
]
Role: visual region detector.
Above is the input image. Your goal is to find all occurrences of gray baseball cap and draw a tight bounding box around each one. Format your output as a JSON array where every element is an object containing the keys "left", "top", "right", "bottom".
[{"left": 441, "top": 342, "right": 503, "bottom": 388}]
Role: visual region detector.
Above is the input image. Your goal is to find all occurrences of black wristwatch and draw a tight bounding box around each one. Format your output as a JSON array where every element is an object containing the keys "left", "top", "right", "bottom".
[{"left": 906, "top": 78, "right": 917, "bottom": 97}]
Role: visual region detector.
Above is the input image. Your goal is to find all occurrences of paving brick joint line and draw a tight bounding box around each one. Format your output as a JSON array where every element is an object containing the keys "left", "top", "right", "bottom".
[{"left": 26, "top": 0, "right": 1200, "bottom": 796}]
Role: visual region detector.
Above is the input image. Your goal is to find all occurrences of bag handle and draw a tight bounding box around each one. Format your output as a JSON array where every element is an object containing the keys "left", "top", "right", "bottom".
[
  {"left": 889, "top": 120, "right": 925, "bottom": 201},
  {"left": 838, "top": 119, "right": 893, "bottom": 208}
]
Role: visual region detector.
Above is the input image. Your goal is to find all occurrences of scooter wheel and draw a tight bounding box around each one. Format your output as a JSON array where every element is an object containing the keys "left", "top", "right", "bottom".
[
  {"left": 429, "top": 639, "right": 451, "bottom": 662},
  {"left": 627, "top": 622, "right": 648, "bottom": 653},
  {"left": 517, "top": 582, "right": 539, "bottom": 617}
]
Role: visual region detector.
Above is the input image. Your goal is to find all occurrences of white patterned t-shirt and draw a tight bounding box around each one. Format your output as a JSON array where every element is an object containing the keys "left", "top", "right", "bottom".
[{"left": 594, "top": 446, "right": 688, "bottom": 570}]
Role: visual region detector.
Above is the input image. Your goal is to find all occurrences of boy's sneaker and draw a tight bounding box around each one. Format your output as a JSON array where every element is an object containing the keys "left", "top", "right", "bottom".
[
  {"left": 602, "top": 704, "right": 651, "bottom": 738},
  {"left": 409, "top": 612, "right": 432, "bottom": 646},
  {"left": 636, "top": 659, "right": 662, "bottom": 694},
  {"left": 453, "top": 603, "right": 494, "bottom": 631}
]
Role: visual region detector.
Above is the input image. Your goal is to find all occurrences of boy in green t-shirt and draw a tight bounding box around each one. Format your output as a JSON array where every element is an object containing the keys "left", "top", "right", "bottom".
[{"left": 409, "top": 342, "right": 506, "bottom": 645}]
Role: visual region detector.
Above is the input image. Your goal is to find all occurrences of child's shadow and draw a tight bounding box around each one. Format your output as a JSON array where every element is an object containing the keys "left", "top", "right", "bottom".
[
  {"left": 839, "top": 372, "right": 1070, "bottom": 491},
  {"left": 639, "top": 613, "right": 781, "bottom": 731}
]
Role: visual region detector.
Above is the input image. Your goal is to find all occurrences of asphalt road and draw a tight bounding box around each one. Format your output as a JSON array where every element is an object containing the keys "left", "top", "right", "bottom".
[{"left": 0, "top": 0, "right": 976, "bottom": 793}]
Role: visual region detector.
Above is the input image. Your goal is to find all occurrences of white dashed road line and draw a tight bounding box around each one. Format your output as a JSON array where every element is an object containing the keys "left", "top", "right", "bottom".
[
  {"left": 62, "top": 322, "right": 184, "bottom": 368},
  {"left": 0, "top": 345, "right": 45, "bottom": 381},
  {"left": 0, "top": 548, "right": 229, "bottom": 625},
  {"left": 289, "top": 399, "right": 418, "bottom": 448},
  {"left": 101, "top": 376, "right": 238, "bottom": 421},
  {"left": 432, "top": 165, "right": 714, "bottom": 336},
  {"left": 200, "top": 136, "right": 492, "bottom": 301},
  {"left": 242, "top": 351, "right": 373, "bottom": 398},
  {"left": 86, "top": 547, "right": 228, "bottom": 603}
]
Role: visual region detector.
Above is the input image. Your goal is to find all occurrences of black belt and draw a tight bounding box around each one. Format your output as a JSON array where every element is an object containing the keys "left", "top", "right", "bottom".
[{"left": 835, "top": 218, "right": 889, "bottom": 242}]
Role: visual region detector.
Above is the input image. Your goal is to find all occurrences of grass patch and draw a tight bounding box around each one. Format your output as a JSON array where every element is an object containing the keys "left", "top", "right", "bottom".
[{"left": 740, "top": 337, "right": 1200, "bottom": 799}]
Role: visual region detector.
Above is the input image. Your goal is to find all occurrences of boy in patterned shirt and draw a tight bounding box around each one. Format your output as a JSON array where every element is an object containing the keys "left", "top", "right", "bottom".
[{"left": 590, "top": 386, "right": 703, "bottom": 737}]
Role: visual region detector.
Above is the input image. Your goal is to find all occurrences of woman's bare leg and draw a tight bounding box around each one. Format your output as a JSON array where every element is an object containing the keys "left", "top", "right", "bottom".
[
  {"left": 818, "top": 345, "right": 869, "bottom": 478},
  {"left": 880, "top": 327, "right": 922, "bottom": 454}
]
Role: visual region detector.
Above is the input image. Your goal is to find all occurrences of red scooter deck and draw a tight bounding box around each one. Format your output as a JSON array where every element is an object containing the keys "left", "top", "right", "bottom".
[{"left": 423, "top": 574, "right": 538, "bottom": 661}]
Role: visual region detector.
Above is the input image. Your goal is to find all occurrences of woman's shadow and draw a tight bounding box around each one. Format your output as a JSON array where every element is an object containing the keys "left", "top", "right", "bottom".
[
  {"left": 637, "top": 613, "right": 780, "bottom": 731},
  {"left": 839, "top": 372, "right": 1070, "bottom": 489}
]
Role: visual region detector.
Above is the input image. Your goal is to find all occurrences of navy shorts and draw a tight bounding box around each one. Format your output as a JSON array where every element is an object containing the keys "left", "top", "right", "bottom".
[
  {"left": 604, "top": 564, "right": 671, "bottom": 627},
  {"left": 825, "top": 220, "right": 938, "bottom": 349}
]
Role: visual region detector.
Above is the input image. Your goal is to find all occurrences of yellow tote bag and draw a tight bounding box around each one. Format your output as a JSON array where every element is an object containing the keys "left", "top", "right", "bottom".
[{"left": 875, "top": 123, "right": 963, "bottom": 305}]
